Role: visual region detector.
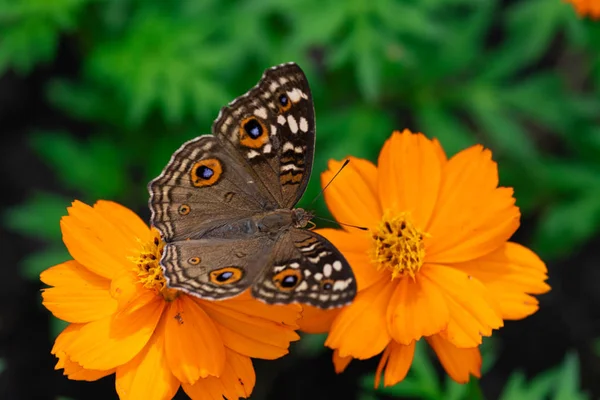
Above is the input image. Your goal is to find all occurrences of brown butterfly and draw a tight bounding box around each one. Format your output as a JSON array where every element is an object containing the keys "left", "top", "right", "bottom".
[{"left": 148, "top": 62, "right": 356, "bottom": 309}]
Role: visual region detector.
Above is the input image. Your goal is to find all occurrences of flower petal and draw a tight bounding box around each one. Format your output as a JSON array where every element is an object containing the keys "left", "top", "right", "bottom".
[
  {"left": 52, "top": 323, "right": 115, "bottom": 381},
  {"left": 377, "top": 130, "right": 443, "bottom": 230},
  {"left": 427, "top": 335, "right": 481, "bottom": 383},
  {"left": 382, "top": 341, "right": 415, "bottom": 387},
  {"left": 332, "top": 349, "right": 352, "bottom": 373},
  {"left": 298, "top": 305, "right": 340, "bottom": 334},
  {"left": 93, "top": 200, "right": 153, "bottom": 243},
  {"left": 322, "top": 157, "right": 382, "bottom": 229},
  {"left": 425, "top": 146, "right": 520, "bottom": 263},
  {"left": 453, "top": 242, "right": 550, "bottom": 320},
  {"left": 387, "top": 269, "right": 449, "bottom": 345},
  {"left": 201, "top": 298, "right": 299, "bottom": 360},
  {"left": 182, "top": 349, "right": 255, "bottom": 400},
  {"left": 63, "top": 296, "right": 165, "bottom": 370},
  {"left": 316, "top": 228, "right": 387, "bottom": 291},
  {"left": 115, "top": 316, "right": 179, "bottom": 400},
  {"left": 325, "top": 279, "right": 394, "bottom": 359},
  {"left": 58, "top": 355, "right": 115, "bottom": 381},
  {"left": 424, "top": 265, "right": 503, "bottom": 348},
  {"left": 41, "top": 260, "right": 116, "bottom": 323},
  {"left": 164, "top": 296, "right": 226, "bottom": 383},
  {"left": 207, "top": 291, "right": 301, "bottom": 327},
  {"left": 61, "top": 200, "right": 147, "bottom": 279}
]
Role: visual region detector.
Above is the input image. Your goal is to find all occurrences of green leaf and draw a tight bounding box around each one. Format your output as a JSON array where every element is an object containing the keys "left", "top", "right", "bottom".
[{"left": 3, "top": 192, "right": 70, "bottom": 241}]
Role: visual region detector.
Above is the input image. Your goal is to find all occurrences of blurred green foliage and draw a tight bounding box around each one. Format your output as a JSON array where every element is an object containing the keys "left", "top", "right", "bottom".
[{"left": 2, "top": 0, "right": 600, "bottom": 397}]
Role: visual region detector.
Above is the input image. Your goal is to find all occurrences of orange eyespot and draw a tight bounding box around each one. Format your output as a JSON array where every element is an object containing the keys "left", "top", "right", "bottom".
[
  {"left": 209, "top": 267, "right": 244, "bottom": 285},
  {"left": 320, "top": 278, "right": 335, "bottom": 291},
  {"left": 272, "top": 268, "right": 302, "bottom": 291},
  {"left": 188, "top": 257, "right": 201, "bottom": 265},
  {"left": 278, "top": 93, "right": 292, "bottom": 113},
  {"left": 178, "top": 204, "right": 191, "bottom": 215},
  {"left": 239, "top": 117, "right": 269, "bottom": 148},
  {"left": 190, "top": 158, "right": 222, "bottom": 187}
]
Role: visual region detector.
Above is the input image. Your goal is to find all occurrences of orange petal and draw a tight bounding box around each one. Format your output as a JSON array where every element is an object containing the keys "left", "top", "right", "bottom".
[
  {"left": 325, "top": 279, "right": 394, "bottom": 359},
  {"left": 52, "top": 324, "right": 115, "bottom": 381},
  {"left": 332, "top": 349, "right": 352, "bottom": 373},
  {"left": 208, "top": 290, "right": 301, "bottom": 327},
  {"left": 93, "top": 200, "right": 153, "bottom": 243},
  {"left": 62, "top": 296, "right": 165, "bottom": 370},
  {"left": 374, "top": 345, "right": 391, "bottom": 388},
  {"left": 430, "top": 138, "right": 448, "bottom": 165},
  {"left": 387, "top": 270, "right": 449, "bottom": 345},
  {"left": 298, "top": 305, "right": 341, "bottom": 334},
  {"left": 164, "top": 296, "right": 226, "bottom": 384},
  {"left": 59, "top": 356, "right": 115, "bottom": 381},
  {"left": 115, "top": 315, "right": 179, "bottom": 400},
  {"left": 322, "top": 157, "right": 382, "bottom": 230},
  {"left": 427, "top": 334, "right": 481, "bottom": 383},
  {"left": 316, "top": 228, "right": 387, "bottom": 291},
  {"left": 201, "top": 298, "right": 299, "bottom": 360},
  {"left": 41, "top": 260, "right": 116, "bottom": 323},
  {"left": 182, "top": 349, "right": 255, "bottom": 400},
  {"left": 377, "top": 130, "right": 443, "bottom": 230},
  {"left": 61, "top": 200, "right": 147, "bottom": 279},
  {"left": 453, "top": 242, "right": 550, "bottom": 320},
  {"left": 425, "top": 145, "right": 520, "bottom": 263},
  {"left": 424, "top": 265, "right": 503, "bottom": 348},
  {"left": 382, "top": 341, "right": 415, "bottom": 387}
]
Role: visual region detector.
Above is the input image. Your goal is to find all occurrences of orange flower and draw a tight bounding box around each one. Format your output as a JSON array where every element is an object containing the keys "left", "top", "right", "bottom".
[
  {"left": 41, "top": 200, "right": 301, "bottom": 400},
  {"left": 565, "top": 0, "right": 600, "bottom": 19},
  {"left": 299, "top": 130, "right": 550, "bottom": 386}
]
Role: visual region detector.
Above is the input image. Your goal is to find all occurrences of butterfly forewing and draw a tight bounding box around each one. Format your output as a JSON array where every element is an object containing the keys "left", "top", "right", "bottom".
[
  {"left": 148, "top": 136, "right": 278, "bottom": 241},
  {"left": 212, "top": 63, "right": 315, "bottom": 209}
]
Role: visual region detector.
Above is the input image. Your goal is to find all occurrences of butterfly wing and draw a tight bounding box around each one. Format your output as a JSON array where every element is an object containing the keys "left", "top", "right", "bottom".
[
  {"left": 251, "top": 229, "right": 357, "bottom": 309},
  {"left": 212, "top": 62, "right": 315, "bottom": 209},
  {"left": 160, "top": 237, "right": 274, "bottom": 300},
  {"left": 148, "top": 135, "right": 278, "bottom": 242}
]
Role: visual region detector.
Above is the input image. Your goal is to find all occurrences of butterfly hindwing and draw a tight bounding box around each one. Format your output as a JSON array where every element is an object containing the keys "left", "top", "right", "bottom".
[
  {"left": 251, "top": 229, "right": 357, "bottom": 309},
  {"left": 212, "top": 63, "right": 315, "bottom": 209},
  {"left": 161, "top": 237, "right": 274, "bottom": 300}
]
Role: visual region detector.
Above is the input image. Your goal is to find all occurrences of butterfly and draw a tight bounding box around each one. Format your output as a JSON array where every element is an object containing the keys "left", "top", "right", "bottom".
[{"left": 148, "top": 62, "right": 356, "bottom": 309}]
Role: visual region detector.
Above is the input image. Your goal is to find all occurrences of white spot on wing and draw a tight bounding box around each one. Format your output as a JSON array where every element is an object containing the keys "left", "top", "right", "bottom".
[
  {"left": 281, "top": 164, "right": 302, "bottom": 172},
  {"left": 254, "top": 107, "right": 268, "bottom": 119},
  {"left": 247, "top": 150, "right": 261, "bottom": 159},
  {"left": 287, "top": 115, "right": 298, "bottom": 133},
  {"left": 314, "top": 273, "right": 323, "bottom": 281},
  {"left": 323, "top": 264, "right": 332, "bottom": 277},
  {"left": 333, "top": 261, "right": 342, "bottom": 271},
  {"left": 299, "top": 117, "right": 308, "bottom": 133},
  {"left": 270, "top": 124, "right": 277, "bottom": 136},
  {"left": 288, "top": 88, "right": 303, "bottom": 103},
  {"left": 283, "top": 142, "right": 294, "bottom": 152},
  {"left": 277, "top": 115, "right": 286, "bottom": 125},
  {"left": 296, "top": 281, "right": 308, "bottom": 291}
]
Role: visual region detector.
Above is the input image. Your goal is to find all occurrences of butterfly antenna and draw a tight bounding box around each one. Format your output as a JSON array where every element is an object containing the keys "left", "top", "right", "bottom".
[
  {"left": 310, "top": 159, "right": 368, "bottom": 231},
  {"left": 313, "top": 216, "right": 368, "bottom": 231},
  {"left": 310, "top": 159, "right": 350, "bottom": 206}
]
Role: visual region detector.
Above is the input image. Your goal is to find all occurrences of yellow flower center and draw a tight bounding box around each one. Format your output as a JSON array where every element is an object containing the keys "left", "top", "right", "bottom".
[
  {"left": 131, "top": 229, "right": 179, "bottom": 301},
  {"left": 371, "top": 211, "right": 427, "bottom": 280}
]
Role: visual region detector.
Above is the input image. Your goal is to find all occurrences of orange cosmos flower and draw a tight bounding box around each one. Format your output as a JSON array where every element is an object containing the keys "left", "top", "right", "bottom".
[
  {"left": 300, "top": 130, "right": 550, "bottom": 387},
  {"left": 41, "top": 200, "right": 300, "bottom": 400},
  {"left": 565, "top": 0, "right": 600, "bottom": 18}
]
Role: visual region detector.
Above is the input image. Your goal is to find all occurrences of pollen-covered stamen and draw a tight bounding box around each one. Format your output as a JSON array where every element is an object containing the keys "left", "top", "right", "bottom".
[
  {"left": 371, "top": 211, "right": 428, "bottom": 280},
  {"left": 130, "top": 229, "right": 179, "bottom": 301}
]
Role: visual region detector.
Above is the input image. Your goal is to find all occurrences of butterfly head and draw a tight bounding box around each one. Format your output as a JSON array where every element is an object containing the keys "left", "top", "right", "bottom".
[{"left": 292, "top": 208, "right": 314, "bottom": 229}]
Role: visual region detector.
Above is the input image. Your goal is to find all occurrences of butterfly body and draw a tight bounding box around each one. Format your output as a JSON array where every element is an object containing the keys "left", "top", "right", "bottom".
[{"left": 148, "top": 63, "right": 356, "bottom": 309}]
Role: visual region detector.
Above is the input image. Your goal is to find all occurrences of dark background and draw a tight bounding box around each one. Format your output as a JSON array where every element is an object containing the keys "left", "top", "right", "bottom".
[{"left": 2, "top": 0, "right": 600, "bottom": 399}]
